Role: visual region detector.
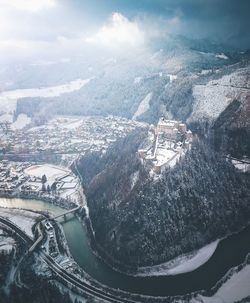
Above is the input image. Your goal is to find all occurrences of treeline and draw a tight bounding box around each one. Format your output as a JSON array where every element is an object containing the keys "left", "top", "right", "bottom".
[
  {"left": 0, "top": 253, "right": 78, "bottom": 303},
  {"left": 16, "top": 69, "right": 168, "bottom": 124},
  {"left": 211, "top": 99, "right": 250, "bottom": 158},
  {"left": 74, "top": 128, "right": 148, "bottom": 187},
  {"left": 79, "top": 136, "right": 250, "bottom": 267}
]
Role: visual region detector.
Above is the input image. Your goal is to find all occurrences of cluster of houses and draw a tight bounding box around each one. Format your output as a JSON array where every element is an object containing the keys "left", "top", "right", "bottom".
[
  {"left": 43, "top": 219, "right": 79, "bottom": 273},
  {"left": 43, "top": 220, "right": 58, "bottom": 258},
  {"left": 0, "top": 160, "right": 29, "bottom": 191},
  {"left": 138, "top": 118, "right": 193, "bottom": 174},
  {"left": 0, "top": 116, "right": 145, "bottom": 165}
]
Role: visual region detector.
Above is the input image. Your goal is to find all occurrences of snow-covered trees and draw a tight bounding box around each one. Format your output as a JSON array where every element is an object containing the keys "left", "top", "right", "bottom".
[
  {"left": 79, "top": 136, "right": 250, "bottom": 267},
  {"left": 41, "top": 174, "right": 47, "bottom": 184}
]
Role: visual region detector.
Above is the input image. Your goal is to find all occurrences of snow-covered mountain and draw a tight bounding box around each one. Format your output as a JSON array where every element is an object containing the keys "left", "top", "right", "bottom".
[{"left": 0, "top": 36, "right": 247, "bottom": 125}]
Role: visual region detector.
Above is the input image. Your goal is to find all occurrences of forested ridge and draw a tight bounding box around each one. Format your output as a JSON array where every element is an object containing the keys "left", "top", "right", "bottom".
[
  {"left": 77, "top": 133, "right": 250, "bottom": 267},
  {"left": 211, "top": 97, "right": 250, "bottom": 158}
]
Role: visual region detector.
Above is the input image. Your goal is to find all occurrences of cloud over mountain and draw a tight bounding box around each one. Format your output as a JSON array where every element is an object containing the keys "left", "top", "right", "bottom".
[{"left": 86, "top": 13, "right": 145, "bottom": 49}]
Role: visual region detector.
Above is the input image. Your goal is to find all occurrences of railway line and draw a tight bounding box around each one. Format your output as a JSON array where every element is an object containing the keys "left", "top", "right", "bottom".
[{"left": 0, "top": 216, "right": 148, "bottom": 303}]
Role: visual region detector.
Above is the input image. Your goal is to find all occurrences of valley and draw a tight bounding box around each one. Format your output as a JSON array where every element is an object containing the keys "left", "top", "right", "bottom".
[{"left": 0, "top": 18, "right": 249, "bottom": 302}]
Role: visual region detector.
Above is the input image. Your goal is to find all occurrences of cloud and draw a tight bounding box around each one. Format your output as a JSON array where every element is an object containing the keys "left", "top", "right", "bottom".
[
  {"left": 86, "top": 12, "right": 145, "bottom": 49},
  {"left": 0, "top": 0, "right": 56, "bottom": 12}
]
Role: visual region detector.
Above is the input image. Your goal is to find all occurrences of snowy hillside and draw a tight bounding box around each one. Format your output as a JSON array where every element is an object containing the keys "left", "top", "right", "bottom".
[
  {"left": 0, "top": 78, "right": 93, "bottom": 115},
  {"left": 132, "top": 92, "right": 153, "bottom": 120},
  {"left": 190, "top": 65, "right": 250, "bottom": 122}
]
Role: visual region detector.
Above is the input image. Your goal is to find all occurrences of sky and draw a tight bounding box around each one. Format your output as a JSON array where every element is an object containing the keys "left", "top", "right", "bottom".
[{"left": 0, "top": 0, "right": 249, "bottom": 62}]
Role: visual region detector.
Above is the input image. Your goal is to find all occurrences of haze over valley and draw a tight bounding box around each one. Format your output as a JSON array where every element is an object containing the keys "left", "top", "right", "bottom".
[{"left": 0, "top": 1, "right": 249, "bottom": 303}]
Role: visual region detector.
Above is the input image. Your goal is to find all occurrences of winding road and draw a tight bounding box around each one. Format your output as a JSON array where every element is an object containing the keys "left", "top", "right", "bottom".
[{"left": 0, "top": 216, "right": 151, "bottom": 303}]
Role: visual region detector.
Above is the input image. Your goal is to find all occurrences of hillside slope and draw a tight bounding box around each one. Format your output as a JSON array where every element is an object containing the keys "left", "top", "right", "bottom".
[{"left": 78, "top": 136, "right": 250, "bottom": 268}]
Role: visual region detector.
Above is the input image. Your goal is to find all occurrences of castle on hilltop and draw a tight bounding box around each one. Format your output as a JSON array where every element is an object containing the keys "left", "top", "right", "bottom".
[
  {"left": 156, "top": 117, "right": 192, "bottom": 141},
  {"left": 138, "top": 117, "right": 193, "bottom": 174}
]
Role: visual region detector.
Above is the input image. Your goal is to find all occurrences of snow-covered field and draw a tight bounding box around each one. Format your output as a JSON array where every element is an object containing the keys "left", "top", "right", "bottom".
[
  {"left": 25, "top": 164, "right": 70, "bottom": 185},
  {"left": 0, "top": 77, "right": 93, "bottom": 114},
  {"left": 136, "top": 240, "right": 219, "bottom": 277},
  {"left": 132, "top": 92, "right": 153, "bottom": 120},
  {"left": 194, "top": 264, "right": 250, "bottom": 303},
  {"left": 0, "top": 208, "right": 40, "bottom": 238},
  {"left": 24, "top": 164, "right": 81, "bottom": 202}
]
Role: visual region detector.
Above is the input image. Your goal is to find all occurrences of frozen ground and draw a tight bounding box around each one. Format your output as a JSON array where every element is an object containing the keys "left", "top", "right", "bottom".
[
  {"left": 0, "top": 208, "right": 40, "bottom": 238},
  {"left": 136, "top": 240, "right": 219, "bottom": 276},
  {"left": 0, "top": 77, "right": 93, "bottom": 113},
  {"left": 132, "top": 92, "right": 153, "bottom": 120},
  {"left": 193, "top": 264, "right": 250, "bottom": 303}
]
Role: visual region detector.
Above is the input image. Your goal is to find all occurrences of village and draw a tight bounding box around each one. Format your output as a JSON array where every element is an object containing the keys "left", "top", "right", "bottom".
[
  {"left": 0, "top": 115, "right": 145, "bottom": 165},
  {"left": 0, "top": 115, "right": 193, "bottom": 192},
  {"left": 139, "top": 118, "right": 193, "bottom": 174}
]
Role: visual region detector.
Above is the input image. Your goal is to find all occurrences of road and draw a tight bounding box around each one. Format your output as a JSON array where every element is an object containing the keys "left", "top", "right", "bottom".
[{"left": 0, "top": 216, "right": 147, "bottom": 303}]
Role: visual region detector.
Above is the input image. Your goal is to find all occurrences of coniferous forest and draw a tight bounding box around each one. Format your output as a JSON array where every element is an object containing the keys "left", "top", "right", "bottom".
[{"left": 77, "top": 133, "right": 250, "bottom": 267}]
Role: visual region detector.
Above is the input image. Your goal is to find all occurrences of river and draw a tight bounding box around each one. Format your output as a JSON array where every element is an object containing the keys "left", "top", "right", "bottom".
[{"left": 0, "top": 197, "right": 250, "bottom": 297}]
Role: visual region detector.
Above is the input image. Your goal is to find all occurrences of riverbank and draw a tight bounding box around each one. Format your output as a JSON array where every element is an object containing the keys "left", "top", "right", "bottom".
[
  {"left": 0, "top": 207, "right": 40, "bottom": 239},
  {"left": 193, "top": 253, "right": 250, "bottom": 302},
  {"left": 0, "top": 197, "right": 169, "bottom": 301},
  {"left": 85, "top": 208, "right": 250, "bottom": 283},
  {"left": 2, "top": 196, "right": 250, "bottom": 299},
  {"left": 135, "top": 240, "right": 220, "bottom": 277},
  {"left": 0, "top": 190, "right": 77, "bottom": 210}
]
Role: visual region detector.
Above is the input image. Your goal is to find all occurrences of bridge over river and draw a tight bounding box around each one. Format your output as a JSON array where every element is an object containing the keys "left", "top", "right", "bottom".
[
  {"left": 0, "top": 216, "right": 149, "bottom": 303},
  {"left": 53, "top": 205, "right": 81, "bottom": 220},
  {"left": 1, "top": 197, "right": 250, "bottom": 299}
]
